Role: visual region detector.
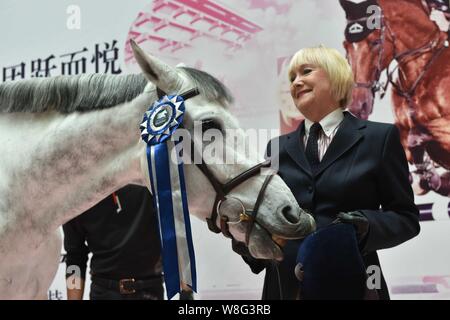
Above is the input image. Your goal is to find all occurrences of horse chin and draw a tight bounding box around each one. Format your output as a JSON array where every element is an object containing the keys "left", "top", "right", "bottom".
[
  {"left": 271, "top": 235, "right": 288, "bottom": 248},
  {"left": 248, "top": 224, "right": 284, "bottom": 261}
]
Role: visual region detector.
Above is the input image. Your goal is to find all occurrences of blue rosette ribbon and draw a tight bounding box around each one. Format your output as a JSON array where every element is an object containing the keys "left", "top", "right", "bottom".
[{"left": 140, "top": 93, "right": 197, "bottom": 299}]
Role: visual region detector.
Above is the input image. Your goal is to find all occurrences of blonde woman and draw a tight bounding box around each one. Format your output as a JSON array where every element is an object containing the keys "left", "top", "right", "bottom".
[{"left": 239, "top": 46, "right": 420, "bottom": 300}]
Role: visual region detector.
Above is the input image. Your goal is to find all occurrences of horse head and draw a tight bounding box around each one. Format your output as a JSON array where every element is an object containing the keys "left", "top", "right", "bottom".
[
  {"left": 340, "top": 0, "right": 395, "bottom": 119},
  {"left": 131, "top": 41, "right": 315, "bottom": 261},
  {"left": 0, "top": 40, "right": 315, "bottom": 299}
]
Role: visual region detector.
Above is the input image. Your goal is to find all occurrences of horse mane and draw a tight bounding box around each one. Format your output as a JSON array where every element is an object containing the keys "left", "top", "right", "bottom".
[{"left": 0, "top": 67, "right": 232, "bottom": 114}]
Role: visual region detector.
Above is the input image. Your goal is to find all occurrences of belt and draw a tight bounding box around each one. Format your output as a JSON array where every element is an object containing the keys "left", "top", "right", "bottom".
[{"left": 91, "top": 276, "right": 163, "bottom": 295}]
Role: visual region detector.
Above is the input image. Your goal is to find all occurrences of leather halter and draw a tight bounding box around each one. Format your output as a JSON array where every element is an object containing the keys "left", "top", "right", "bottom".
[
  {"left": 345, "top": 14, "right": 386, "bottom": 96},
  {"left": 195, "top": 151, "right": 274, "bottom": 246},
  {"left": 155, "top": 87, "right": 275, "bottom": 246}
]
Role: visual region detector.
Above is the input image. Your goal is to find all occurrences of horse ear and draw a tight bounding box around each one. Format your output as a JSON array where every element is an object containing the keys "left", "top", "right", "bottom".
[
  {"left": 339, "top": 0, "right": 355, "bottom": 16},
  {"left": 130, "top": 39, "right": 182, "bottom": 93}
]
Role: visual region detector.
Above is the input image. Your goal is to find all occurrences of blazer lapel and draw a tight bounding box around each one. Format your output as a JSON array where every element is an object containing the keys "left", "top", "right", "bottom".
[
  {"left": 314, "top": 111, "right": 365, "bottom": 177},
  {"left": 284, "top": 121, "right": 313, "bottom": 177}
]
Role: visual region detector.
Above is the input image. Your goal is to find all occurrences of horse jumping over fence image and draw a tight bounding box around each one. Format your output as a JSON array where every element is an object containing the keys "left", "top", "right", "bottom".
[{"left": 340, "top": 0, "right": 450, "bottom": 197}]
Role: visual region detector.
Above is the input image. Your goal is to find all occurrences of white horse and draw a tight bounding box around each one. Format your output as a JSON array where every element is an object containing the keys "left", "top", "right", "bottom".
[{"left": 0, "top": 41, "right": 315, "bottom": 299}]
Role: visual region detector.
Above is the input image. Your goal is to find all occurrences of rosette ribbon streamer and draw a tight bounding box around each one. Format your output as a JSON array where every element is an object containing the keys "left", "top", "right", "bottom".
[{"left": 140, "top": 88, "right": 199, "bottom": 299}]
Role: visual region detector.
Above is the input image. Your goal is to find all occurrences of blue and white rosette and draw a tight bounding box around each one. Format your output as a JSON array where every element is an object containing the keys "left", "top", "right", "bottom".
[{"left": 140, "top": 94, "right": 196, "bottom": 299}]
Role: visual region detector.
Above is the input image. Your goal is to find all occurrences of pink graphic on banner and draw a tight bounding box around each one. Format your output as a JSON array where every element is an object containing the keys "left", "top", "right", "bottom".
[
  {"left": 390, "top": 275, "right": 450, "bottom": 299},
  {"left": 124, "top": 0, "right": 263, "bottom": 64},
  {"left": 248, "top": 0, "right": 291, "bottom": 14}
]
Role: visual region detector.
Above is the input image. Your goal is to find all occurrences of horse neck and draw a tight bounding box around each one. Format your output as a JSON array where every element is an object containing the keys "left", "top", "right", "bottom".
[
  {"left": 381, "top": 0, "right": 442, "bottom": 83},
  {"left": 3, "top": 92, "right": 153, "bottom": 237},
  {"left": 55, "top": 94, "right": 156, "bottom": 224}
]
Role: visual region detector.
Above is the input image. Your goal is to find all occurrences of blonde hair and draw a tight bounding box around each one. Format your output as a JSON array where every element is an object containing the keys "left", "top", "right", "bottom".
[{"left": 288, "top": 46, "right": 354, "bottom": 108}]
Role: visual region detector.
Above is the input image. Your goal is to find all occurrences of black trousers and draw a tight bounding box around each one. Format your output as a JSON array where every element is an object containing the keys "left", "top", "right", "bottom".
[{"left": 90, "top": 278, "right": 164, "bottom": 300}]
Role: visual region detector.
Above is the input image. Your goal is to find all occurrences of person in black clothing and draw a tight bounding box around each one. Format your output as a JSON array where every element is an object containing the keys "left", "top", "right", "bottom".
[
  {"left": 234, "top": 46, "right": 420, "bottom": 300},
  {"left": 63, "top": 184, "right": 164, "bottom": 300}
]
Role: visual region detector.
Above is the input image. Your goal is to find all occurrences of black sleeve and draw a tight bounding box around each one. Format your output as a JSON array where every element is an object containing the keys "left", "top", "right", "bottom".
[
  {"left": 63, "top": 217, "right": 89, "bottom": 279},
  {"left": 360, "top": 125, "right": 420, "bottom": 253}
]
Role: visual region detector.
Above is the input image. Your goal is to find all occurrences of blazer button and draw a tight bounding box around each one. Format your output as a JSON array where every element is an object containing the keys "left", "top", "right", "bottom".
[{"left": 307, "top": 186, "right": 313, "bottom": 193}]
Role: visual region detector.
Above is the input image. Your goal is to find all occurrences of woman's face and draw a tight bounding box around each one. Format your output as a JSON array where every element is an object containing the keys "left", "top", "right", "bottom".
[{"left": 290, "top": 64, "right": 339, "bottom": 122}]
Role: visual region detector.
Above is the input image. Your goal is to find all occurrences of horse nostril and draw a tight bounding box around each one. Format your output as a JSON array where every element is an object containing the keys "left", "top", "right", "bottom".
[{"left": 281, "top": 205, "right": 298, "bottom": 223}]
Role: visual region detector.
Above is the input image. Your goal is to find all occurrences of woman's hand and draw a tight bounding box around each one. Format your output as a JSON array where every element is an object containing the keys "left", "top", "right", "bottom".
[{"left": 333, "top": 211, "right": 369, "bottom": 243}]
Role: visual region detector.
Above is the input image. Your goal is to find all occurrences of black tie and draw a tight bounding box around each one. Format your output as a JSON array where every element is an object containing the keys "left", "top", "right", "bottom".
[{"left": 305, "top": 122, "right": 321, "bottom": 169}]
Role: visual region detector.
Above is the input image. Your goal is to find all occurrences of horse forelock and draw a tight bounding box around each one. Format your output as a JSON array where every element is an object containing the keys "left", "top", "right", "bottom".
[
  {"left": 179, "top": 67, "right": 233, "bottom": 109},
  {"left": 0, "top": 67, "right": 233, "bottom": 114}
]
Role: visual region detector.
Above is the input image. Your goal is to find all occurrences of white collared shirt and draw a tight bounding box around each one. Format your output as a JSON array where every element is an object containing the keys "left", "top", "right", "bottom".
[{"left": 303, "top": 108, "right": 344, "bottom": 161}]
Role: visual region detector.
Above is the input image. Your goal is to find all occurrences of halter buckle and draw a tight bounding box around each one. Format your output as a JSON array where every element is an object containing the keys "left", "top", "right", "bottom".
[
  {"left": 217, "top": 197, "right": 248, "bottom": 225},
  {"left": 239, "top": 212, "right": 254, "bottom": 222}
]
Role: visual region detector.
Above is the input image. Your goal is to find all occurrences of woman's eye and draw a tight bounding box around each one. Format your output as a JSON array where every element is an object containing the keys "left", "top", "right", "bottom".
[{"left": 290, "top": 68, "right": 311, "bottom": 82}]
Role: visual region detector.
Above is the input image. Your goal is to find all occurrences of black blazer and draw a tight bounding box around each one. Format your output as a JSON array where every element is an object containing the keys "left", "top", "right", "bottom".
[{"left": 244, "top": 111, "right": 420, "bottom": 300}]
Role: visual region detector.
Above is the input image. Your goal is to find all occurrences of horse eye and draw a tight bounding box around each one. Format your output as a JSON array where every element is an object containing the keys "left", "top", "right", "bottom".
[
  {"left": 201, "top": 119, "right": 222, "bottom": 133},
  {"left": 370, "top": 39, "right": 381, "bottom": 47}
]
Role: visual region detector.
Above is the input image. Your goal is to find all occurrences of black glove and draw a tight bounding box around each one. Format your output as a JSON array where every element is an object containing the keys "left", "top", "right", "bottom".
[
  {"left": 332, "top": 211, "right": 369, "bottom": 243},
  {"left": 231, "top": 239, "right": 252, "bottom": 257},
  {"left": 232, "top": 239, "right": 268, "bottom": 274}
]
